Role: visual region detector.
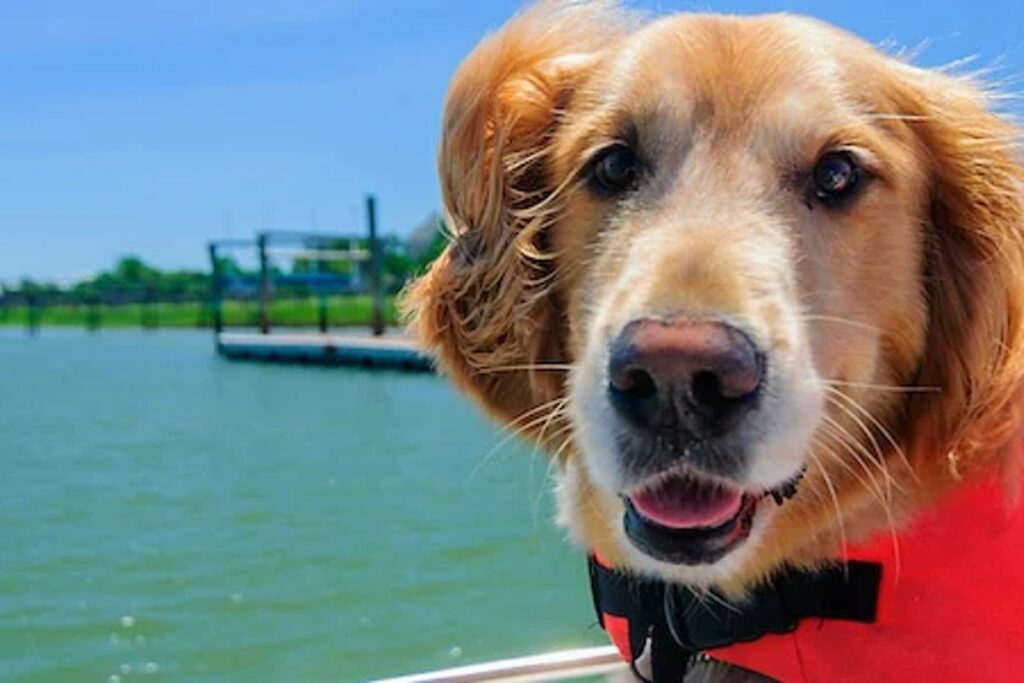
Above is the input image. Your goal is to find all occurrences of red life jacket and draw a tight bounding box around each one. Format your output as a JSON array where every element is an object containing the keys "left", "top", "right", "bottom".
[{"left": 589, "top": 475, "right": 1024, "bottom": 682}]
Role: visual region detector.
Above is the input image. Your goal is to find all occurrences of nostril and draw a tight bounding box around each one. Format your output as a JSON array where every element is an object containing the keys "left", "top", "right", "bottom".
[
  {"left": 608, "top": 366, "right": 659, "bottom": 426},
  {"left": 615, "top": 367, "right": 657, "bottom": 399},
  {"left": 690, "top": 370, "right": 726, "bottom": 414},
  {"left": 689, "top": 362, "right": 761, "bottom": 427}
]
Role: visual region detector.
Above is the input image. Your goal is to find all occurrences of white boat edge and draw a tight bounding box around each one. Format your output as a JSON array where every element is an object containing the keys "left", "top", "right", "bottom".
[{"left": 372, "top": 645, "right": 627, "bottom": 683}]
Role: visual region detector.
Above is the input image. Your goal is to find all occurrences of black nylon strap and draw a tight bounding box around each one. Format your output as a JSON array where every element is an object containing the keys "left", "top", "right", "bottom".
[
  {"left": 588, "top": 557, "right": 698, "bottom": 679},
  {"left": 589, "top": 556, "right": 882, "bottom": 682}
]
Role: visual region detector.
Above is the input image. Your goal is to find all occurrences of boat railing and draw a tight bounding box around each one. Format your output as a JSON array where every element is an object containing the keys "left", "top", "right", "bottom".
[{"left": 373, "top": 645, "right": 626, "bottom": 683}]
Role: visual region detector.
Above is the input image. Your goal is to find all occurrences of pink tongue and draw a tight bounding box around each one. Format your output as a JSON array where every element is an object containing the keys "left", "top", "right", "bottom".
[{"left": 630, "top": 474, "right": 743, "bottom": 529}]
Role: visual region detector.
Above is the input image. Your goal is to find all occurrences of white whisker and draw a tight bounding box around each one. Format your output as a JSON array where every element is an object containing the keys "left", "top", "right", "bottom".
[{"left": 809, "top": 454, "right": 849, "bottom": 573}]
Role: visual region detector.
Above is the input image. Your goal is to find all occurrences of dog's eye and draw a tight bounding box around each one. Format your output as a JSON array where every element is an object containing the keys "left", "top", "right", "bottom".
[
  {"left": 588, "top": 144, "right": 640, "bottom": 197},
  {"left": 811, "top": 151, "right": 861, "bottom": 206}
]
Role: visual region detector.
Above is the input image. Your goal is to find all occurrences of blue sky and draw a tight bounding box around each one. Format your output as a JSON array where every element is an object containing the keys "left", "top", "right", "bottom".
[{"left": 2, "top": 0, "right": 1022, "bottom": 282}]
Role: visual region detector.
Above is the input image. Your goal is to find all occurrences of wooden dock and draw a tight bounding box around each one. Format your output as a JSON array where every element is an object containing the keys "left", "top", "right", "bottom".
[{"left": 216, "top": 331, "right": 433, "bottom": 371}]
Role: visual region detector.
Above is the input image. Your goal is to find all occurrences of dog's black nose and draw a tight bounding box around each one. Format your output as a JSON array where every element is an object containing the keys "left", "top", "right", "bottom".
[{"left": 607, "top": 318, "right": 763, "bottom": 437}]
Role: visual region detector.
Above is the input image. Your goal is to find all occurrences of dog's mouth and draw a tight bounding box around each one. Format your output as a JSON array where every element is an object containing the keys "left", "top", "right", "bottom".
[{"left": 622, "top": 466, "right": 804, "bottom": 565}]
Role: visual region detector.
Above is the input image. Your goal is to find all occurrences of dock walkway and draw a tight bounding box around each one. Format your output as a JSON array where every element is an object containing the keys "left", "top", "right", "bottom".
[{"left": 217, "top": 331, "right": 432, "bottom": 371}]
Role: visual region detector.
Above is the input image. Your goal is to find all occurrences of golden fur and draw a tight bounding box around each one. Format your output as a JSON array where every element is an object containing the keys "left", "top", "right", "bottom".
[{"left": 404, "top": 1, "right": 1024, "bottom": 594}]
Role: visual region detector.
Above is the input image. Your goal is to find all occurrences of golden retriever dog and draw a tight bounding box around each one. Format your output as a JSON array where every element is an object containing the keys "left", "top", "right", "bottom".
[{"left": 405, "top": 0, "right": 1024, "bottom": 647}]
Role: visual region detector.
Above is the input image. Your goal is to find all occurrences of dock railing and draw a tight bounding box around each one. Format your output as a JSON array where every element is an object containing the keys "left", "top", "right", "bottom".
[{"left": 207, "top": 194, "right": 388, "bottom": 338}]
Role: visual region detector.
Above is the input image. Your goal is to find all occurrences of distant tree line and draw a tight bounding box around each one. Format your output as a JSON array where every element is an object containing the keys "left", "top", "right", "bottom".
[{"left": 4, "top": 256, "right": 210, "bottom": 305}]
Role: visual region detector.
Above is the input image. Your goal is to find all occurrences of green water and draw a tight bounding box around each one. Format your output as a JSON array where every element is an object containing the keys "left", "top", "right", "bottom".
[{"left": 0, "top": 330, "right": 603, "bottom": 682}]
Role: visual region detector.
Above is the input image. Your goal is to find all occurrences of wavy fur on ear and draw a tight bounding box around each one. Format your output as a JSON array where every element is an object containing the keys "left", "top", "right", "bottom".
[
  {"left": 887, "top": 68, "right": 1024, "bottom": 481},
  {"left": 402, "top": 1, "right": 634, "bottom": 425}
]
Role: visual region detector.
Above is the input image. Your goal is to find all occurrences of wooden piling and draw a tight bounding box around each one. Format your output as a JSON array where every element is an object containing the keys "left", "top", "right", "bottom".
[
  {"left": 316, "top": 238, "right": 329, "bottom": 333},
  {"left": 258, "top": 233, "right": 271, "bottom": 335},
  {"left": 86, "top": 294, "right": 101, "bottom": 332},
  {"left": 207, "top": 242, "right": 224, "bottom": 334},
  {"left": 139, "top": 287, "right": 159, "bottom": 329},
  {"left": 367, "top": 195, "right": 384, "bottom": 337},
  {"left": 26, "top": 294, "right": 40, "bottom": 336}
]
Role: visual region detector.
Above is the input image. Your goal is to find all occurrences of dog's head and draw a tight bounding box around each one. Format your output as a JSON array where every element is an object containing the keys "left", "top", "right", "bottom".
[{"left": 405, "top": 2, "right": 1024, "bottom": 591}]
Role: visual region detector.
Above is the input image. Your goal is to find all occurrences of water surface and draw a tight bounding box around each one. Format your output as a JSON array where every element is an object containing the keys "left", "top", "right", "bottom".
[{"left": 0, "top": 329, "right": 602, "bottom": 682}]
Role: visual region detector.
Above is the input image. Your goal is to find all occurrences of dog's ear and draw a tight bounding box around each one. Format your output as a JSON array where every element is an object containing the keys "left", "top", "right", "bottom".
[
  {"left": 889, "top": 68, "right": 1024, "bottom": 477},
  {"left": 403, "top": 2, "right": 630, "bottom": 427}
]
